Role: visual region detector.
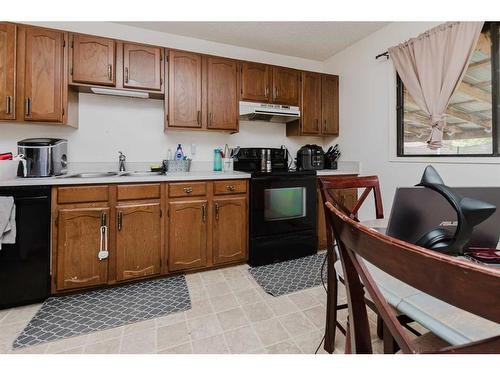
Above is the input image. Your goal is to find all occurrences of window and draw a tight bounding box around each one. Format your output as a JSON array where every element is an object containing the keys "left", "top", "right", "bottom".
[{"left": 397, "top": 23, "right": 499, "bottom": 156}]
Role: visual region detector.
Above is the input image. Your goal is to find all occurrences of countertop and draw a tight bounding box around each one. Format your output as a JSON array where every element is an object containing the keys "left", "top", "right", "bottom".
[
  {"left": 0, "top": 161, "right": 360, "bottom": 187},
  {"left": 0, "top": 171, "right": 252, "bottom": 187}
]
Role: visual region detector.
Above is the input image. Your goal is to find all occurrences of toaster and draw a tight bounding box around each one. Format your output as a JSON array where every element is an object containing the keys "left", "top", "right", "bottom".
[
  {"left": 296, "top": 144, "right": 324, "bottom": 170},
  {"left": 17, "top": 138, "right": 68, "bottom": 177}
]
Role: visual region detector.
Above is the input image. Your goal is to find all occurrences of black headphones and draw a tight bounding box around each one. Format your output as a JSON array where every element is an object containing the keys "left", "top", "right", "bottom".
[{"left": 414, "top": 166, "right": 496, "bottom": 256}]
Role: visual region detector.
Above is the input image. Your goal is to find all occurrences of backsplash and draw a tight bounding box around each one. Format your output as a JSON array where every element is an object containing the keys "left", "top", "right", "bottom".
[{"left": 0, "top": 93, "right": 335, "bottom": 164}]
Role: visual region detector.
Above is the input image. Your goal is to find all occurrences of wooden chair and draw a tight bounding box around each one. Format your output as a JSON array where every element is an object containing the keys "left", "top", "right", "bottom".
[
  {"left": 318, "top": 175, "right": 385, "bottom": 353},
  {"left": 325, "top": 201, "right": 500, "bottom": 353}
]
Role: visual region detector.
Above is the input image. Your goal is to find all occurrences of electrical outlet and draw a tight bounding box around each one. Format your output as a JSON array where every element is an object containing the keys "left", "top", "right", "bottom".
[{"left": 190, "top": 143, "right": 196, "bottom": 156}]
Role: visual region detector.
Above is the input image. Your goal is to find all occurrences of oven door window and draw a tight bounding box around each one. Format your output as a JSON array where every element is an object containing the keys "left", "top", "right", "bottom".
[{"left": 264, "top": 187, "right": 306, "bottom": 221}]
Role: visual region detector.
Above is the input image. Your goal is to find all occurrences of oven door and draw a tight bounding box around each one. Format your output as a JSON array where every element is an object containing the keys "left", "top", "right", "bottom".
[{"left": 250, "top": 174, "right": 317, "bottom": 237}]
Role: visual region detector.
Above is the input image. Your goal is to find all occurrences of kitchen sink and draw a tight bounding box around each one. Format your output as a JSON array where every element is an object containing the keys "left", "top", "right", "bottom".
[
  {"left": 58, "top": 171, "right": 120, "bottom": 178},
  {"left": 58, "top": 171, "right": 164, "bottom": 178},
  {"left": 120, "top": 171, "right": 163, "bottom": 177}
]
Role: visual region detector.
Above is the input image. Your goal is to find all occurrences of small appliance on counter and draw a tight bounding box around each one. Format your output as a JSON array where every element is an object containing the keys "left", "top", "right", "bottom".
[
  {"left": 296, "top": 144, "right": 324, "bottom": 171},
  {"left": 324, "top": 144, "right": 341, "bottom": 169},
  {"left": 17, "top": 138, "right": 68, "bottom": 177}
]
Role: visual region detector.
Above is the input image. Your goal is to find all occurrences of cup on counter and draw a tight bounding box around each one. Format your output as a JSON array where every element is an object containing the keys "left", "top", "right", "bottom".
[{"left": 223, "top": 157, "right": 234, "bottom": 173}]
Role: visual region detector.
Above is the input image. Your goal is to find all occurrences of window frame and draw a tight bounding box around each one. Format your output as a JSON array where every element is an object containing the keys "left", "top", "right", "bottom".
[{"left": 396, "top": 22, "right": 500, "bottom": 157}]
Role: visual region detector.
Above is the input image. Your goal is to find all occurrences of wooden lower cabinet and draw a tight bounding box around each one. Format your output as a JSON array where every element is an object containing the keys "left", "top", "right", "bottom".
[
  {"left": 116, "top": 202, "right": 162, "bottom": 281},
  {"left": 168, "top": 199, "right": 208, "bottom": 271},
  {"left": 213, "top": 196, "right": 247, "bottom": 265},
  {"left": 56, "top": 206, "right": 109, "bottom": 291},
  {"left": 53, "top": 180, "right": 248, "bottom": 293}
]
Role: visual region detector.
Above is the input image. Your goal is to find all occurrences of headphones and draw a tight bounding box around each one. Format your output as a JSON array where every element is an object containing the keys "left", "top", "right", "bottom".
[{"left": 414, "top": 166, "right": 496, "bottom": 256}]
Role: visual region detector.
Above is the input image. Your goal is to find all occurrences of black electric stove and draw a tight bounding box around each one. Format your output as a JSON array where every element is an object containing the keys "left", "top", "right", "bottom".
[{"left": 234, "top": 147, "right": 317, "bottom": 266}]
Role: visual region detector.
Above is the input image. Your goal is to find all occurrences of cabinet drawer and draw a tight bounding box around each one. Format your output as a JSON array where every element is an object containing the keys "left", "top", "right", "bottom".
[
  {"left": 213, "top": 180, "right": 247, "bottom": 195},
  {"left": 57, "top": 185, "right": 109, "bottom": 204},
  {"left": 169, "top": 182, "right": 207, "bottom": 198},
  {"left": 117, "top": 184, "right": 161, "bottom": 201}
]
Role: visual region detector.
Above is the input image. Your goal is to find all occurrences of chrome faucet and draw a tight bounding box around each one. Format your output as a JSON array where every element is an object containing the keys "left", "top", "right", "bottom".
[{"left": 118, "top": 151, "right": 126, "bottom": 172}]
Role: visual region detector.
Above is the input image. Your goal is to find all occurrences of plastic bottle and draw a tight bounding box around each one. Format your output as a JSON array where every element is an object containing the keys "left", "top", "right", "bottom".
[
  {"left": 174, "top": 144, "right": 184, "bottom": 160},
  {"left": 213, "top": 149, "right": 222, "bottom": 171}
]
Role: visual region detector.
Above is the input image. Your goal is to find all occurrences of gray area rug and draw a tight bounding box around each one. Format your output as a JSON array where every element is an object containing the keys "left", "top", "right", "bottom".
[
  {"left": 13, "top": 275, "right": 191, "bottom": 348},
  {"left": 248, "top": 253, "right": 327, "bottom": 297}
]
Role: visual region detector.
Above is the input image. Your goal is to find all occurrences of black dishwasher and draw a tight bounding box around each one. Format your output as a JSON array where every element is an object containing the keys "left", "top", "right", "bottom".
[{"left": 0, "top": 185, "right": 51, "bottom": 309}]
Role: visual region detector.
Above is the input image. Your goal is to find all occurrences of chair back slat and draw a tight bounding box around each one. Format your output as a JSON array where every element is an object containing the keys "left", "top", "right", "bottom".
[{"left": 319, "top": 175, "right": 384, "bottom": 221}]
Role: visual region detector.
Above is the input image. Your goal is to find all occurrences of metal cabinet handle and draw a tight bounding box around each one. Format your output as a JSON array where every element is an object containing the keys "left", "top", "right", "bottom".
[
  {"left": 265, "top": 87, "right": 269, "bottom": 97},
  {"left": 6, "top": 96, "right": 12, "bottom": 114},
  {"left": 118, "top": 211, "right": 123, "bottom": 231},
  {"left": 101, "top": 212, "right": 107, "bottom": 226},
  {"left": 316, "top": 119, "right": 319, "bottom": 132},
  {"left": 324, "top": 120, "right": 327, "bottom": 132},
  {"left": 197, "top": 110, "right": 201, "bottom": 125},
  {"left": 215, "top": 203, "right": 219, "bottom": 221},
  {"left": 209, "top": 112, "right": 213, "bottom": 126},
  {"left": 24, "top": 97, "right": 31, "bottom": 117},
  {"left": 226, "top": 185, "right": 236, "bottom": 192},
  {"left": 124, "top": 67, "right": 129, "bottom": 83},
  {"left": 183, "top": 187, "right": 193, "bottom": 193},
  {"left": 108, "top": 64, "right": 113, "bottom": 81},
  {"left": 202, "top": 204, "right": 206, "bottom": 222},
  {"left": 275, "top": 87, "right": 279, "bottom": 98}
]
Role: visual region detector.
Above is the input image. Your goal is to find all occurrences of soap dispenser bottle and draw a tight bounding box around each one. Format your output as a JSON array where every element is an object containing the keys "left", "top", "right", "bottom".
[
  {"left": 213, "top": 149, "right": 222, "bottom": 171},
  {"left": 174, "top": 144, "right": 184, "bottom": 160}
]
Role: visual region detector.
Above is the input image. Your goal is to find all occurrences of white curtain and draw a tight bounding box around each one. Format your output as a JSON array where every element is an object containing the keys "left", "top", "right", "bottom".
[{"left": 388, "top": 22, "right": 484, "bottom": 150}]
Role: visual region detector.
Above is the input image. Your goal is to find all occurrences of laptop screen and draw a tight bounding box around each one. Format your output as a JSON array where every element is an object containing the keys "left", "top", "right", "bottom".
[{"left": 386, "top": 187, "right": 500, "bottom": 250}]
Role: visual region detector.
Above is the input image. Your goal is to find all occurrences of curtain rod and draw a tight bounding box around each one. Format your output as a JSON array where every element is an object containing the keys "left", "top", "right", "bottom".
[{"left": 375, "top": 51, "right": 389, "bottom": 60}]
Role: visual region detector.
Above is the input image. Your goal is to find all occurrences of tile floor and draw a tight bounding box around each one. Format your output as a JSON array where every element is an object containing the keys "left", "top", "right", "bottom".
[{"left": 0, "top": 263, "right": 384, "bottom": 354}]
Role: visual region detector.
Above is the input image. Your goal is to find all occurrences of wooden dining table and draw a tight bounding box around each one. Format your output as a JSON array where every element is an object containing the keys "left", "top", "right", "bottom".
[{"left": 333, "top": 218, "right": 500, "bottom": 347}]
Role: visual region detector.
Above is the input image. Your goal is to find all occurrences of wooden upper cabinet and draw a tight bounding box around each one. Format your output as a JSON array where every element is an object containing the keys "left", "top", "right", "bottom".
[
  {"left": 240, "top": 62, "right": 270, "bottom": 102},
  {"left": 167, "top": 50, "right": 202, "bottom": 128},
  {"left": 56, "top": 206, "right": 109, "bottom": 291},
  {"left": 206, "top": 56, "right": 238, "bottom": 131},
  {"left": 123, "top": 43, "right": 162, "bottom": 91},
  {"left": 116, "top": 202, "right": 162, "bottom": 281},
  {"left": 301, "top": 71, "right": 322, "bottom": 134},
  {"left": 71, "top": 34, "right": 115, "bottom": 86},
  {"left": 213, "top": 196, "right": 247, "bottom": 265},
  {"left": 23, "top": 26, "right": 64, "bottom": 122},
  {"left": 0, "top": 23, "right": 16, "bottom": 120},
  {"left": 321, "top": 74, "right": 339, "bottom": 135},
  {"left": 168, "top": 199, "right": 207, "bottom": 271},
  {"left": 272, "top": 66, "right": 300, "bottom": 106}
]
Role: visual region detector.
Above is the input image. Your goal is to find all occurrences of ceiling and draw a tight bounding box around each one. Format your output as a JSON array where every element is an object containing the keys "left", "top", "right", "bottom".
[{"left": 118, "top": 22, "right": 389, "bottom": 61}]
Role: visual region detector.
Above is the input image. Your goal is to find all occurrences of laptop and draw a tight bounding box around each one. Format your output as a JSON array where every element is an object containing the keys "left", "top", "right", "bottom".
[{"left": 386, "top": 187, "right": 500, "bottom": 251}]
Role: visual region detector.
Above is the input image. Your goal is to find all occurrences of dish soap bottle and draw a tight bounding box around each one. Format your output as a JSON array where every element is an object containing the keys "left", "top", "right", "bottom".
[
  {"left": 213, "top": 149, "right": 222, "bottom": 171},
  {"left": 174, "top": 144, "right": 184, "bottom": 160}
]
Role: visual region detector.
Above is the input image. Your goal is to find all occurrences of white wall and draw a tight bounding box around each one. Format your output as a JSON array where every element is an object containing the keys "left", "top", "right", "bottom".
[
  {"left": 322, "top": 21, "right": 500, "bottom": 216},
  {"left": 0, "top": 22, "right": 329, "bottom": 164}
]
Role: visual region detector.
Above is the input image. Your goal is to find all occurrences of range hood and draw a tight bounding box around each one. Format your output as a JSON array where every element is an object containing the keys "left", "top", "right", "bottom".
[{"left": 239, "top": 101, "right": 300, "bottom": 123}]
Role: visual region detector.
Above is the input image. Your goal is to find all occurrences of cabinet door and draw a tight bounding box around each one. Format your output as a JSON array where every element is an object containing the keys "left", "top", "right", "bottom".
[
  {"left": 116, "top": 202, "right": 162, "bottom": 281},
  {"left": 301, "top": 71, "right": 322, "bottom": 134},
  {"left": 321, "top": 75, "right": 339, "bottom": 135},
  {"left": 0, "top": 23, "right": 16, "bottom": 120},
  {"left": 168, "top": 50, "right": 202, "bottom": 128},
  {"left": 168, "top": 199, "right": 207, "bottom": 271},
  {"left": 56, "top": 207, "right": 109, "bottom": 291},
  {"left": 272, "top": 67, "right": 300, "bottom": 106},
  {"left": 213, "top": 196, "right": 247, "bottom": 265},
  {"left": 240, "top": 62, "right": 270, "bottom": 102},
  {"left": 23, "top": 27, "right": 64, "bottom": 122},
  {"left": 71, "top": 34, "right": 115, "bottom": 86},
  {"left": 207, "top": 56, "right": 238, "bottom": 131},
  {"left": 123, "top": 43, "right": 162, "bottom": 91}
]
